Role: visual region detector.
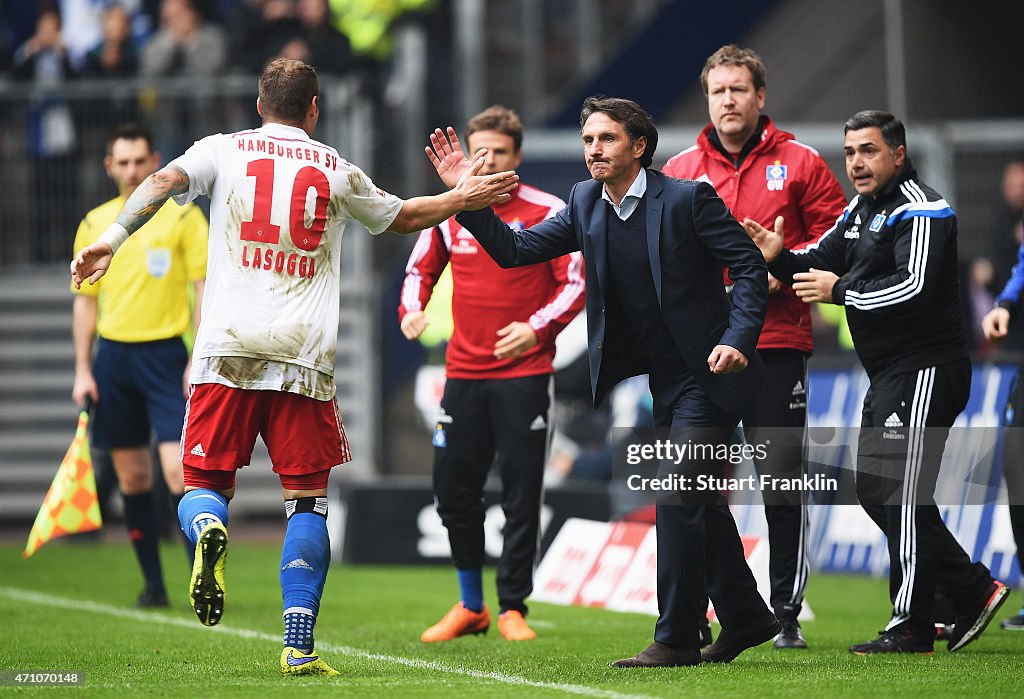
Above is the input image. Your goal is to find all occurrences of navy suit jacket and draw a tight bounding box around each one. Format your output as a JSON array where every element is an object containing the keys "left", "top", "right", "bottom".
[{"left": 456, "top": 169, "right": 767, "bottom": 414}]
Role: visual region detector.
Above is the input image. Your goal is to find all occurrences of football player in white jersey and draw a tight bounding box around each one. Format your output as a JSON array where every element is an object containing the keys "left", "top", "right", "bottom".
[{"left": 71, "top": 58, "right": 518, "bottom": 677}]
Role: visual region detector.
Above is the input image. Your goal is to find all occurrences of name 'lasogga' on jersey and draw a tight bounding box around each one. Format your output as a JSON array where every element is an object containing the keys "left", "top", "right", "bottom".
[
  {"left": 170, "top": 122, "right": 403, "bottom": 399},
  {"left": 769, "top": 163, "right": 968, "bottom": 377}
]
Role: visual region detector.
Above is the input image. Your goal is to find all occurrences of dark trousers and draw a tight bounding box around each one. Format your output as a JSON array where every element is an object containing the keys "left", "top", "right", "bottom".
[
  {"left": 651, "top": 371, "right": 772, "bottom": 648},
  {"left": 432, "top": 375, "right": 551, "bottom": 614},
  {"left": 739, "top": 349, "right": 809, "bottom": 618},
  {"left": 856, "top": 359, "right": 992, "bottom": 643},
  {"left": 1001, "top": 368, "right": 1024, "bottom": 573}
]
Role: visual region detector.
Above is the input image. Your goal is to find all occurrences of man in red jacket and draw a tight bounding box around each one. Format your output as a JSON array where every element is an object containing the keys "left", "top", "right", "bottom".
[
  {"left": 662, "top": 44, "right": 847, "bottom": 649},
  {"left": 399, "top": 105, "right": 585, "bottom": 643}
]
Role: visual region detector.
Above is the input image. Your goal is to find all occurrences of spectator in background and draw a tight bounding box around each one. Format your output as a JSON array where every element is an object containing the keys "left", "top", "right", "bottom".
[
  {"left": 13, "top": 5, "right": 79, "bottom": 262},
  {"left": 227, "top": 0, "right": 266, "bottom": 72},
  {"left": 291, "top": 0, "right": 356, "bottom": 75},
  {"left": 234, "top": 0, "right": 301, "bottom": 74},
  {"left": 140, "top": 0, "right": 227, "bottom": 77},
  {"left": 234, "top": 0, "right": 355, "bottom": 76},
  {"left": 967, "top": 258, "right": 995, "bottom": 356},
  {"left": 60, "top": 0, "right": 150, "bottom": 72},
  {"left": 983, "top": 161, "right": 1024, "bottom": 353},
  {"left": 328, "top": 0, "right": 403, "bottom": 60},
  {"left": 82, "top": 4, "right": 138, "bottom": 77},
  {"left": 12, "top": 6, "right": 73, "bottom": 81},
  {"left": 992, "top": 162, "right": 1024, "bottom": 290}
]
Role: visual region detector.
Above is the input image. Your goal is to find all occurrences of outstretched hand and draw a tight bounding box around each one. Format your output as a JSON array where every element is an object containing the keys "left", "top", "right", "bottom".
[
  {"left": 451, "top": 151, "right": 518, "bottom": 210},
  {"left": 70, "top": 241, "right": 114, "bottom": 289},
  {"left": 426, "top": 127, "right": 488, "bottom": 190},
  {"left": 742, "top": 215, "right": 785, "bottom": 263}
]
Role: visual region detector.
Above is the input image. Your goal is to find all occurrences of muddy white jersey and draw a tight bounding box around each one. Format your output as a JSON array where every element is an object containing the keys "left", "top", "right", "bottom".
[{"left": 170, "top": 122, "right": 402, "bottom": 399}]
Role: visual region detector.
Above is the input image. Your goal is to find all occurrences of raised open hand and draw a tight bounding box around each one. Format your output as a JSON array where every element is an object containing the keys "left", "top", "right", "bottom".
[
  {"left": 426, "top": 127, "right": 487, "bottom": 190},
  {"left": 742, "top": 215, "right": 785, "bottom": 263}
]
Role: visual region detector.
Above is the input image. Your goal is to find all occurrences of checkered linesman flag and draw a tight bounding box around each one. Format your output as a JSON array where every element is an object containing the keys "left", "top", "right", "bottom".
[{"left": 23, "top": 407, "right": 102, "bottom": 558}]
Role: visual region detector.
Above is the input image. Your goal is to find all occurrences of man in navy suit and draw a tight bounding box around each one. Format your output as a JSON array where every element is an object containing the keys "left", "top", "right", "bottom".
[{"left": 426, "top": 96, "right": 780, "bottom": 667}]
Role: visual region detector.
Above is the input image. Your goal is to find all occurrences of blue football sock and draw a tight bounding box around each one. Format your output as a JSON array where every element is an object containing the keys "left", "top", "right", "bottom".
[
  {"left": 457, "top": 568, "right": 483, "bottom": 613},
  {"left": 171, "top": 493, "right": 195, "bottom": 567},
  {"left": 283, "top": 609, "right": 316, "bottom": 653},
  {"left": 176, "top": 489, "right": 229, "bottom": 546},
  {"left": 281, "top": 498, "right": 330, "bottom": 651}
]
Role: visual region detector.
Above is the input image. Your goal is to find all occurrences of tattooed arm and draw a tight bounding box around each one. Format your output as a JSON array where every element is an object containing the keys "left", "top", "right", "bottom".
[{"left": 71, "top": 165, "right": 191, "bottom": 288}]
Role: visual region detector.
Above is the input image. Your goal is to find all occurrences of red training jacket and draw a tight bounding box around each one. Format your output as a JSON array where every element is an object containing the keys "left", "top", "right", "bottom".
[
  {"left": 662, "top": 117, "right": 846, "bottom": 352},
  {"left": 399, "top": 184, "right": 586, "bottom": 379}
]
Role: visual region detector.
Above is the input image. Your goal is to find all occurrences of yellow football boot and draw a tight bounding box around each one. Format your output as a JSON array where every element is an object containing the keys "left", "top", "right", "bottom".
[
  {"left": 189, "top": 522, "right": 228, "bottom": 626},
  {"left": 280, "top": 647, "right": 340, "bottom": 676}
]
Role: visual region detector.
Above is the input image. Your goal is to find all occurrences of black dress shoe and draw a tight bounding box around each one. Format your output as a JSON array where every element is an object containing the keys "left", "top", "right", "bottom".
[
  {"left": 612, "top": 641, "right": 701, "bottom": 668},
  {"left": 773, "top": 618, "right": 808, "bottom": 649},
  {"left": 701, "top": 615, "right": 782, "bottom": 663}
]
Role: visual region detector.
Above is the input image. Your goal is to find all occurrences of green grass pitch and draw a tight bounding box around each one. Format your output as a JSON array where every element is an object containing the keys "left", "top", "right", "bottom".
[{"left": 2, "top": 538, "right": 1023, "bottom": 697}]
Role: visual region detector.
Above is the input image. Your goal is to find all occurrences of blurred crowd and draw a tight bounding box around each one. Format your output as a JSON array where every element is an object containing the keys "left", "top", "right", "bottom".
[{"left": 0, "top": 0, "right": 435, "bottom": 82}]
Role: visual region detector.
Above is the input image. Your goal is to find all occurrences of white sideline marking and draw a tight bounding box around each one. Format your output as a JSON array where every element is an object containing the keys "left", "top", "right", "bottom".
[{"left": 0, "top": 586, "right": 655, "bottom": 699}]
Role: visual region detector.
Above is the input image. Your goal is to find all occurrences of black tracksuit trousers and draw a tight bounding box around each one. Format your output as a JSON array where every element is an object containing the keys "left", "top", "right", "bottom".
[
  {"left": 856, "top": 359, "right": 993, "bottom": 644},
  {"left": 432, "top": 375, "right": 551, "bottom": 615}
]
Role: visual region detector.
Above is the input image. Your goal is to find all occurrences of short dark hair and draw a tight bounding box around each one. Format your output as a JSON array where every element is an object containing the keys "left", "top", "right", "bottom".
[
  {"left": 259, "top": 58, "right": 319, "bottom": 125},
  {"left": 700, "top": 45, "right": 767, "bottom": 94},
  {"left": 106, "top": 123, "right": 155, "bottom": 156},
  {"left": 579, "top": 96, "right": 658, "bottom": 168},
  {"left": 844, "top": 110, "right": 907, "bottom": 152},
  {"left": 466, "top": 105, "right": 523, "bottom": 152}
]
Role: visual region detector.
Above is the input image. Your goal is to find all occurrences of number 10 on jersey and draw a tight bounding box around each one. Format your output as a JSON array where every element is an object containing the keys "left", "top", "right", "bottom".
[{"left": 239, "top": 158, "right": 328, "bottom": 279}]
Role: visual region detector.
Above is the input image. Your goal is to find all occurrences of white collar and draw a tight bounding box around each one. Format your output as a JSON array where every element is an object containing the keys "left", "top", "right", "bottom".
[
  {"left": 259, "top": 122, "right": 311, "bottom": 139},
  {"left": 601, "top": 168, "right": 647, "bottom": 220}
]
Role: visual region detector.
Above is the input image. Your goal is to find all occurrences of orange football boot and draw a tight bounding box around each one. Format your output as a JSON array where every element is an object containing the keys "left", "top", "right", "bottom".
[
  {"left": 498, "top": 610, "right": 537, "bottom": 640},
  {"left": 420, "top": 602, "right": 491, "bottom": 642}
]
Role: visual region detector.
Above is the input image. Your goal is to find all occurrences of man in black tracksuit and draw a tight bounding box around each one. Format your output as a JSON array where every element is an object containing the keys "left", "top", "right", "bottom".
[{"left": 746, "top": 110, "right": 1008, "bottom": 654}]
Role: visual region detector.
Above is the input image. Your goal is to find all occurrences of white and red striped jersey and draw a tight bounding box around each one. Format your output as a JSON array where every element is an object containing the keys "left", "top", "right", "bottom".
[
  {"left": 399, "top": 184, "right": 585, "bottom": 379},
  {"left": 170, "top": 122, "right": 403, "bottom": 399}
]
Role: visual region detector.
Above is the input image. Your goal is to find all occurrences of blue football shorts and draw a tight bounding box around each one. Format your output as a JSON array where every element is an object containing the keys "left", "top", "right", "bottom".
[{"left": 91, "top": 337, "right": 188, "bottom": 450}]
